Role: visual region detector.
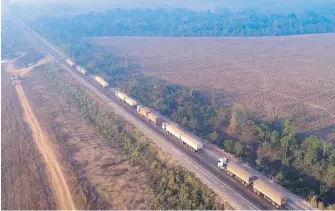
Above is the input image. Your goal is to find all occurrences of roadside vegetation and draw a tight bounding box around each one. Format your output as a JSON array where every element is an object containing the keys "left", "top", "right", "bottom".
[
  {"left": 14, "top": 48, "right": 45, "bottom": 69},
  {"left": 38, "top": 64, "right": 225, "bottom": 210},
  {"left": 30, "top": 7, "right": 335, "bottom": 208}
]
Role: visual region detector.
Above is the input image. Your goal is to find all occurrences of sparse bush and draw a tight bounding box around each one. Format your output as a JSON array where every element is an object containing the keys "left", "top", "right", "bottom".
[{"left": 39, "top": 65, "right": 218, "bottom": 210}]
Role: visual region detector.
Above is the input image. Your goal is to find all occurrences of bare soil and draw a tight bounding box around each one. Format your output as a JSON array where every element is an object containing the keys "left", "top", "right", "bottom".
[
  {"left": 1, "top": 62, "right": 56, "bottom": 210},
  {"left": 22, "top": 64, "right": 154, "bottom": 209},
  {"left": 89, "top": 34, "right": 335, "bottom": 141}
]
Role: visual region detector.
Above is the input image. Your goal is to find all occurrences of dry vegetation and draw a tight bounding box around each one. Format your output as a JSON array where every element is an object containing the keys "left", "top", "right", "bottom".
[
  {"left": 21, "top": 64, "right": 154, "bottom": 209},
  {"left": 90, "top": 34, "right": 335, "bottom": 140},
  {"left": 1, "top": 65, "right": 56, "bottom": 209}
]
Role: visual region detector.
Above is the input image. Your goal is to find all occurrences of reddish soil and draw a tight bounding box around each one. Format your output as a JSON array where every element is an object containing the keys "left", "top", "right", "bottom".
[
  {"left": 1, "top": 63, "right": 56, "bottom": 210},
  {"left": 89, "top": 34, "right": 335, "bottom": 141}
]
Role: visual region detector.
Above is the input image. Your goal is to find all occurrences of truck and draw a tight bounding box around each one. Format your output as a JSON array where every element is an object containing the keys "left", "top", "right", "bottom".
[
  {"left": 218, "top": 157, "right": 287, "bottom": 208},
  {"left": 94, "top": 76, "right": 109, "bottom": 88},
  {"left": 66, "top": 58, "right": 76, "bottom": 68},
  {"left": 218, "top": 157, "right": 258, "bottom": 186},
  {"left": 115, "top": 91, "right": 138, "bottom": 107},
  {"left": 162, "top": 122, "right": 203, "bottom": 151},
  {"left": 252, "top": 179, "right": 288, "bottom": 208},
  {"left": 137, "top": 105, "right": 162, "bottom": 125},
  {"left": 75, "top": 66, "right": 87, "bottom": 75},
  {"left": 137, "top": 105, "right": 151, "bottom": 117},
  {"left": 147, "top": 110, "right": 162, "bottom": 125}
]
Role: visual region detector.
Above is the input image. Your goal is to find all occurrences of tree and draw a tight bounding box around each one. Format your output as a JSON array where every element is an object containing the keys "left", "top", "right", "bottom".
[
  {"left": 223, "top": 139, "right": 234, "bottom": 153},
  {"left": 283, "top": 118, "right": 296, "bottom": 137},
  {"left": 228, "top": 108, "right": 238, "bottom": 134},
  {"left": 275, "top": 171, "right": 285, "bottom": 182},
  {"left": 234, "top": 142, "right": 245, "bottom": 157},
  {"left": 270, "top": 130, "right": 280, "bottom": 144},
  {"left": 324, "top": 165, "right": 335, "bottom": 187},
  {"left": 318, "top": 201, "right": 325, "bottom": 210},
  {"left": 209, "top": 131, "right": 218, "bottom": 142},
  {"left": 280, "top": 135, "right": 297, "bottom": 160},
  {"left": 302, "top": 135, "right": 323, "bottom": 166},
  {"left": 310, "top": 195, "right": 318, "bottom": 208}
]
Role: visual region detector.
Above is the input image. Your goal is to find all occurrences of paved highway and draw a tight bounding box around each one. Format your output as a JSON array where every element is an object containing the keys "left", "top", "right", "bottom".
[{"left": 15, "top": 19, "right": 315, "bottom": 210}]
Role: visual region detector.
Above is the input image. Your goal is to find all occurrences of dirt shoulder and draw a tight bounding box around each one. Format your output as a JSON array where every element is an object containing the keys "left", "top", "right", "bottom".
[
  {"left": 4, "top": 57, "right": 76, "bottom": 210},
  {"left": 1, "top": 65, "right": 55, "bottom": 210}
]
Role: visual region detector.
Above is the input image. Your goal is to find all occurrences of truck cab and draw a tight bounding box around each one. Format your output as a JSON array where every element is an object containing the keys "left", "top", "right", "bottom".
[
  {"left": 136, "top": 105, "right": 142, "bottom": 113},
  {"left": 218, "top": 157, "right": 228, "bottom": 169},
  {"left": 162, "top": 122, "right": 168, "bottom": 130}
]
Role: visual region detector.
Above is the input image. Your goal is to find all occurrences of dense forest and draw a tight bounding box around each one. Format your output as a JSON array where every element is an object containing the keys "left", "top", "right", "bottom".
[
  {"left": 31, "top": 7, "right": 335, "bottom": 43},
  {"left": 30, "top": 7, "right": 335, "bottom": 209}
]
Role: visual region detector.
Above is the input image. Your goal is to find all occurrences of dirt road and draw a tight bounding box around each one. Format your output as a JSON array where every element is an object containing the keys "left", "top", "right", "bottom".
[
  {"left": 15, "top": 84, "right": 76, "bottom": 210},
  {"left": 1, "top": 69, "right": 55, "bottom": 209},
  {"left": 6, "top": 58, "right": 76, "bottom": 210}
]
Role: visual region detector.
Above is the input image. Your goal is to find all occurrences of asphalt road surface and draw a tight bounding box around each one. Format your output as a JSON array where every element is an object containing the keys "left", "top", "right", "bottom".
[{"left": 15, "top": 18, "right": 315, "bottom": 211}]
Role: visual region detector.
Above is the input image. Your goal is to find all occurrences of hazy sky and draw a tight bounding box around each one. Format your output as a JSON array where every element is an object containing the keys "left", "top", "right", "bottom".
[{"left": 5, "top": 0, "right": 335, "bottom": 20}]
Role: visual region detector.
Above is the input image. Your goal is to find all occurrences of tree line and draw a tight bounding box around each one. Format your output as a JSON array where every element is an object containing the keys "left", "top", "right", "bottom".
[
  {"left": 31, "top": 7, "right": 334, "bottom": 41},
  {"left": 38, "top": 64, "right": 224, "bottom": 210}
]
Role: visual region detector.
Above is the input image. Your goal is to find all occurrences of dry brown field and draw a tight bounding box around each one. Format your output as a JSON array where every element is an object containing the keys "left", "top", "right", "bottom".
[
  {"left": 1, "top": 63, "right": 56, "bottom": 210},
  {"left": 2, "top": 55, "right": 154, "bottom": 209},
  {"left": 89, "top": 34, "right": 335, "bottom": 141},
  {"left": 22, "top": 64, "right": 154, "bottom": 209}
]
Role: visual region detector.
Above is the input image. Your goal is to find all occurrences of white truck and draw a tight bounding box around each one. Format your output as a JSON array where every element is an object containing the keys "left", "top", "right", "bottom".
[{"left": 217, "top": 157, "right": 229, "bottom": 169}]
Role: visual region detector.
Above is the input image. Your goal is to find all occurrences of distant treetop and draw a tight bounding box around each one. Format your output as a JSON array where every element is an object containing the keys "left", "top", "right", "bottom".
[{"left": 32, "top": 8, "right": 335, "bottom": 44}]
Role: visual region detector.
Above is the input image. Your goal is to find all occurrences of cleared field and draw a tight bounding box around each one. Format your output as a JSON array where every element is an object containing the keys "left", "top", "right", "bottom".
[
  {"left": 22, "top": 64, "right": 154, "bottom": 209},
  {"left": 90, "top": 34, "right": 335, "bottom": 140},
  {"left": 1, "top": 61, "right": 56, "bottom": 209}
]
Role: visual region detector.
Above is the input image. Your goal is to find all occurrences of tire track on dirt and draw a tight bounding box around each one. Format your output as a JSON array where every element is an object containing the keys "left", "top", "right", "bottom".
[
  {"left": 6, "top": 56, "right": 76, "bottom": 210},
  {"left": 15, "top": 83, "right": 76, "bottom": 210}
]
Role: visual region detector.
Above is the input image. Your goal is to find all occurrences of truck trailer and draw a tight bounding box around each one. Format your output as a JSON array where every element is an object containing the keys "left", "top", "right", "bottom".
[
  {"left": 137, "top": 105, "right": 162, "bottom": 125},
  {"left": 218, "top": 158, "right": 258, "bottom": 186},
  {"left": 218, "top": 157, "right": 287, "bottom": 208},
  {"left": 115, "top": 91, "right": 138, "bottom": 107},
  {"left": 162, "top": 122, "right": 203, "bottom": 151},
  {"left": 253, "top": 179, "right": 288, "bottom": 208},
  {"left": 94, "top": 76, "right": 109, "bottom": 88},
  {"left": 75, "top": 66, "right": 87, "bottom": 75},
  {"left": 66, "top": 58, "right": 76, "bottom": 68}
]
